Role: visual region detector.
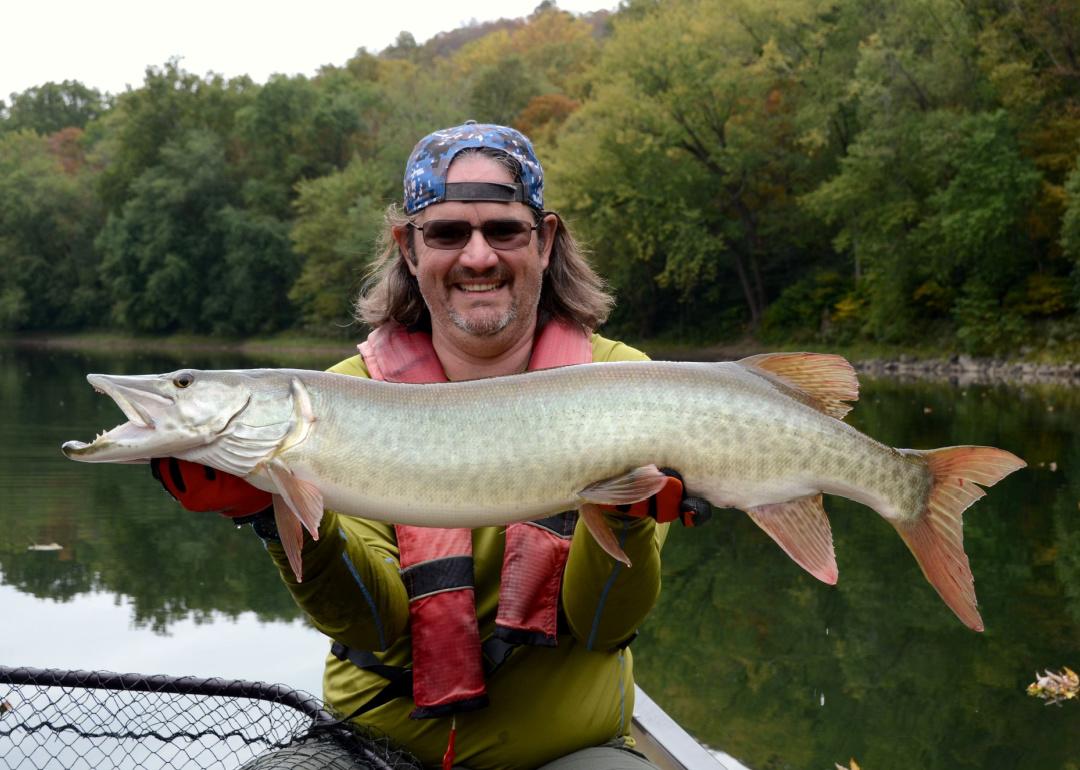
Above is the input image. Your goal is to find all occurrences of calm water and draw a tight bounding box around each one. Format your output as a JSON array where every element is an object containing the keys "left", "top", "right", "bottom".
[{"left": 0, "top": 344, "right": 1077, "bottom": 769}]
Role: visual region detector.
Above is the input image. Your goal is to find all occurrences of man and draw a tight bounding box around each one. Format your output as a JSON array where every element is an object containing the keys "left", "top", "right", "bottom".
[{"left": 154, "top": 122, "right": 705, "bottom": 769}]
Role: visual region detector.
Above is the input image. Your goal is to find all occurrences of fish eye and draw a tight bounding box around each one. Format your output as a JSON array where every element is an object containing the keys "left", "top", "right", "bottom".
[{"left": 173, "top": 372, "right": 195, "bottom": 389}]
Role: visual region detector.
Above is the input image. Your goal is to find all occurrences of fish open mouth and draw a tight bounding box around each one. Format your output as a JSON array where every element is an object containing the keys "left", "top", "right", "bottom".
[
  {"left": 61, "top": 374, "right": 174, "bottom": 460},
  {"left": 91, "top": 374, "right": 167, "bottom": 428}
]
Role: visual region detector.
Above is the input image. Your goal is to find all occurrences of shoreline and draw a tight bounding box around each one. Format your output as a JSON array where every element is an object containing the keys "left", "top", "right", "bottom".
[
  {"left": 853, "top": 355, "right": 1080, "bottom": 386},
  {"left": 627, "top": 344, "right": 1080, "bottom": 386},
  {"left": 0, "top": 333, "right": 358, "bottom": 362},
  {"left": 5, "top": 334, "right": 1080, "bottom": 386}
]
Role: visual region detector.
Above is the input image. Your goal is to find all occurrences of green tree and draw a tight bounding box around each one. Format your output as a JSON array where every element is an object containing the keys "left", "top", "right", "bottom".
[
  {"left": 973, "top": 0, "right": 1080, "bottom": 252},
  {"left": 0, "top": 130, "right": 103, "bottom": 330},
  {"left": 1063, "top": 155, "right": 1080, "bottom": 305},
  {"left": 806, "top": 109, "right": 1040, "bottom": 345},
  {"left": 289, "top": 158, "right": 391, "bottom": 330},
  {"left": 452, "top": 5, "right": 600, "bottom": 99},
  {"left": 468, "top": 56, "right": 542, "bottom": 126},
  {"left": 549, "top": 0, "right": 829, "bottom": 335},
  {"left": 96, "top": 130, "right": 236, "bottom": 333},
  {"left": 233, "top": 71, "right": 376, "bottom": 218},
  {"left": 93, "top": 60, "right": 253, "bottom": 212},
  {"left": 0, "top": 80, "right": 107, "bottom": 133},
  {"left": 206, "top": 207, "right": 300, "bottom": 335}
]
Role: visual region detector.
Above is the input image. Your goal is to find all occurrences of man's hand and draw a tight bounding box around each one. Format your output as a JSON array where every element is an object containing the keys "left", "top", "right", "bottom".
[
  {"left": 150, "top": 458, "right": 272, "bottom": 518},
  {"left": 609, "top": 468, "right": 712, "bottom": 527}
]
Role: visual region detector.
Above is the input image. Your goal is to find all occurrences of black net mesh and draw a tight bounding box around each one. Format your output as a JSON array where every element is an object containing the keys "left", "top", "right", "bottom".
[{"left": 0, "top": 666, "right": 423, "bottom": 770}]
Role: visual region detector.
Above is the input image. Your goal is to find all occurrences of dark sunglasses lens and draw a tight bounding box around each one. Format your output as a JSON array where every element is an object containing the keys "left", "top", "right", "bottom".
[
  {"left": 422, "top": 221, "right": 472, "bottom": 249},
  {"left": 481, "top": 220, "right": 533, "bottom": 248}
]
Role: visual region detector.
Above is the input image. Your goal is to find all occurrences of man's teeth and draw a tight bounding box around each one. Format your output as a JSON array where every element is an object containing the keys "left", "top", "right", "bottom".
[{"left": 458, "top": 282, "right": 502, "bottom": 292}]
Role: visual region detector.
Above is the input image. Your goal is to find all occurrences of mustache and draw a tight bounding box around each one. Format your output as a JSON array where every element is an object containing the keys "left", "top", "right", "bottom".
[{"left": 446, "top": 266, "right": 512, "bottom": 284}]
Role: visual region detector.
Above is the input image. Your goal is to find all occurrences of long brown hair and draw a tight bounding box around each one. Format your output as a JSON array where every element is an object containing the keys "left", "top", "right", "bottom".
[{"left": 354, "top": 153, "right": 613, "bottom": 333}]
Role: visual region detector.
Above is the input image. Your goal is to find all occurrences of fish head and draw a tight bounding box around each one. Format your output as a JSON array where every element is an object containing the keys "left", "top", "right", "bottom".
[{"left": 61, "top": 369, "right": 281, "bottom": 464}]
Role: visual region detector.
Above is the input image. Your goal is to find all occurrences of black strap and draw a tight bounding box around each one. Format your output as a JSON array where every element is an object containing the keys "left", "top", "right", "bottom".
[
  {"left": 442, "top": 181, "right": 525, "bottom": 203},
  {"left": 400, "top": 555, "right": 474, "bottom": 600},
  {"left": 331, "top": 643, "right": 405, "bottom": 681},
  {"left": 330, "top": 642, "right": 413, "bottom": 720},
  {"left": 527, "top": 510, "right": 578, "bottom": 538},
  {"left": 481, "top": 636, "right": 517, "bottom": 673}
]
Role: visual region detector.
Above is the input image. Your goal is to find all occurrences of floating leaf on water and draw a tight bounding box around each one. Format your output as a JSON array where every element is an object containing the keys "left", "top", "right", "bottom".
[
  {"left": 835, "top": 760, "right": 862, "bottom": 770},
  {"left": 1026, "top": 667, "right": 1078, "bottom": 705},
  {"left": 26, "top": 543, "right": 63, "bottom": 552}
]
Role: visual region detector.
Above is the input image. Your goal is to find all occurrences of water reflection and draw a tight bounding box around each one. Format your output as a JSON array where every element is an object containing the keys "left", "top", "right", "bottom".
[
  {"left": 634, "top": 377, "right": 1080, "bottom": 770},
  {"left": 0, "top": 583, "right": 325, "bottom": 696},
  {"left": 1, "top": 345, "right": 1078, "bottom": 769},
  {"left": 0, "top": 345, "right": 327, "bottom": 696}
]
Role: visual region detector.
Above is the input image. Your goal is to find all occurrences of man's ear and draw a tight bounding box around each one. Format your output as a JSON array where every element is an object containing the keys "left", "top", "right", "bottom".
[
  {"left": 392, "top": 224, "right": 418, "bottom": 275},
  {"left": 538, "top": 213, "right": 558, "bottom": 271}
]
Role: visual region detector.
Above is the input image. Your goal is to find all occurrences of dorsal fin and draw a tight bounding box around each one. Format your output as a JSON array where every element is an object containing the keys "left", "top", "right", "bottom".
[{"left": 738, "top": 352, "right": 859, "bottom": 419}]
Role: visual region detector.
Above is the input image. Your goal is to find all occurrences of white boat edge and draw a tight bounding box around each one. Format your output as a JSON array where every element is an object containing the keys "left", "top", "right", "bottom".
[{"left": 632, "top": 685, "right": 753, "bottom": 770}]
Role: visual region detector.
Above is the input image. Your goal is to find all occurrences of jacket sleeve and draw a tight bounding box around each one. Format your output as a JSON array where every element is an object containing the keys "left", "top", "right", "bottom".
[
  {"left": 265, "top": 511, "right": 410, "bottom": 652},
  {"left": 561, "top": 514, "right": 669, "bottom": 650}
]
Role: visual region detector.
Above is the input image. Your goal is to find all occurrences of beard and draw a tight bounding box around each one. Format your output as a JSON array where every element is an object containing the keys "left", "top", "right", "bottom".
[
  {"left": 449, "top": 301, "right": 518, "bottom": 337},
  {"left": 441, "top": 263, "right": 541, "bottom": 339}
]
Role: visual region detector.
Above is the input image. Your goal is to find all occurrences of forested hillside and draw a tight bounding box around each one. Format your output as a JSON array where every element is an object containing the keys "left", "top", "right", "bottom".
[{"left": 2, "top": 0, "right": 1078, "bottom": 355}]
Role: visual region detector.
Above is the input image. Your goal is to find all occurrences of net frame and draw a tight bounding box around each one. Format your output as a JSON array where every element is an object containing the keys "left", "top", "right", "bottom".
[{"left": 0, "top": 666, "right": 421, "bottom": 770}]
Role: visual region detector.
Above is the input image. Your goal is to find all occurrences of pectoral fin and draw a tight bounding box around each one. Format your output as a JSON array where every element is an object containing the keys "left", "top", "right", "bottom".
[
  {"left": 579, "top": 503, "right": 632, "bottom": 567},
  {"left": 746, "top": 494, "right": 838, "bottom": 584},
  {"left": 264, "top": 460, "right": 324, "bottom": 539},
  {"left": 575, "top": 465, "right": 670, "bottom": 567},
  {"left": 578, "top": 465, "right": 669, "bottom": 505},
  {"left": 273, "top": 495, "right": 305, "bottom": 583}
]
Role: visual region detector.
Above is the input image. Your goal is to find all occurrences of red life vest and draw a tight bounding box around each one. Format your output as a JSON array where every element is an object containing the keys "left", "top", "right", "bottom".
[{"left": 357, "top": 319, "right": 593, "bottom": 718}]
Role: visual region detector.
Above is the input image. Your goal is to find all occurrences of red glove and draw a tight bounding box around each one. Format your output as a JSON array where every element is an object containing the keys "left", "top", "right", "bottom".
[
  {"left": 606, "top": 468, "right": 712, "bottom": 527},
  {"left": 150, "top": 458, "right": 272, "bottom": 518}
]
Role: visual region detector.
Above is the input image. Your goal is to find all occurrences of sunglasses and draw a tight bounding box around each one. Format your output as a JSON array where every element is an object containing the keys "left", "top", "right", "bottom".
[{"left": 407, "top": 219, "right": 539, "bottom": 250}]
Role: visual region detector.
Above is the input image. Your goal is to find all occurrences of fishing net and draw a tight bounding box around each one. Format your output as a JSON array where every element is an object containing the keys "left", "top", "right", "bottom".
[{"left": 0, "top": 666, "right": 423, "bottom": 770}]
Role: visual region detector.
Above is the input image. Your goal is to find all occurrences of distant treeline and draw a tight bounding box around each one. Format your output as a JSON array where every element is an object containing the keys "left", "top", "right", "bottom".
[{"left": 2, "top": 0, "right": 1078, "bottom": 354}]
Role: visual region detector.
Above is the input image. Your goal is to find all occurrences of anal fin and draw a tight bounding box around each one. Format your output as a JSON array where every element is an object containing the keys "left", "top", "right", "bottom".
[{"left": 746, "top": 494, "right": 838, "bottom": 584}]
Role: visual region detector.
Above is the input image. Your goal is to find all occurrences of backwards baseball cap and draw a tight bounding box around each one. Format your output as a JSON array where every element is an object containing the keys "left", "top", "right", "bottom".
[{"left": 403, "top": 121, "right": 544, "bottom": 215}]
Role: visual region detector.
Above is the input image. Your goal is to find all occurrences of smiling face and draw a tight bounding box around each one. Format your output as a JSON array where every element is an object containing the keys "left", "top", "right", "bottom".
[{"left": 394, "top": 154, "right": 557, "bottom": 356}]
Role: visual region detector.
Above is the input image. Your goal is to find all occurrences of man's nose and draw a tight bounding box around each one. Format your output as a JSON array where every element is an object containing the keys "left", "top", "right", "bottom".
[{"left": 457, "top": 227, "right": 499, "bottom": 270}]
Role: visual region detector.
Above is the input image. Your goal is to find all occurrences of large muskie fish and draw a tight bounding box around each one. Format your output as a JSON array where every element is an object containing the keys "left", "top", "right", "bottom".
[{"left": 61, "top": 353, "right": 1024, "bottom": 630}]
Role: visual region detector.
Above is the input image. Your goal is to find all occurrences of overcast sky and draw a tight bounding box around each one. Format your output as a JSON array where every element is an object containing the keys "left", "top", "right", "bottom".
[{"left": 1, "top": 0, "right": 618, "bottom": 100}]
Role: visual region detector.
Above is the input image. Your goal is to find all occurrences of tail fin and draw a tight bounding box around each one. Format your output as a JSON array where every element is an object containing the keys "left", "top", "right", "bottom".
[{"left": 894, "top": 446, "right": 1025, "bottom": 631}]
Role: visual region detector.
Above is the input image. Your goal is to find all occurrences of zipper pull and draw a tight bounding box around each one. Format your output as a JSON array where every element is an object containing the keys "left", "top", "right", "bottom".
[{"left": 442, "top": 715, "right": 457, "bottom": 770}]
